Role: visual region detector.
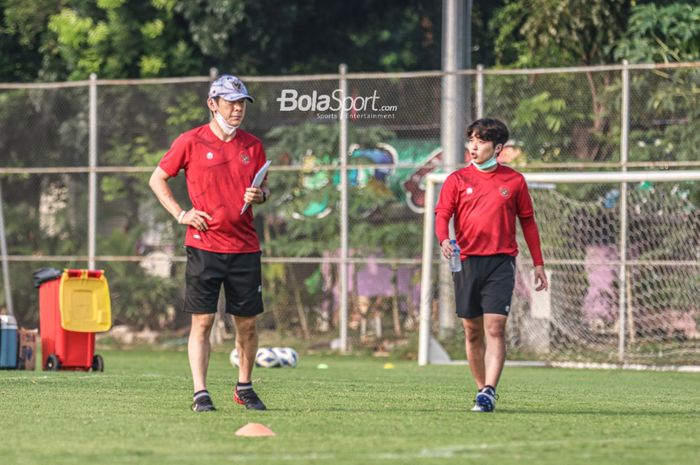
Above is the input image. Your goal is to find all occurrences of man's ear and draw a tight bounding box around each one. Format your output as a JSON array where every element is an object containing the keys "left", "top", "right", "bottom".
[
  {"left": 207, "top": 97, "right": 218, "bottom": 112},
  {"left": 494, "top": 143, "right": 504, "bottom": 155}
]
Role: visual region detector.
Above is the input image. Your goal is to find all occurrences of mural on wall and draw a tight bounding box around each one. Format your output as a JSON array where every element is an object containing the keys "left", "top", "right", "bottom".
[
  {"left": 292, "top": 141, "right": 450, "bottom": 218},
  {"left": 291, "top": 139, "right": 525, "bottom": 217}
]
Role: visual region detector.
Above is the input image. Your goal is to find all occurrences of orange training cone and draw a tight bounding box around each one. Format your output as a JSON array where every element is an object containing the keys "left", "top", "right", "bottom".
[{"left": 235, "top": 422, "right": 276, "bottom": 437}]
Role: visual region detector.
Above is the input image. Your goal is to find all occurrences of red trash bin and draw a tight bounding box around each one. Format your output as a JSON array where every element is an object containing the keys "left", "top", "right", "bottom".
[{"left": 33, "top": 268, "right": 111, "bottom": 371}]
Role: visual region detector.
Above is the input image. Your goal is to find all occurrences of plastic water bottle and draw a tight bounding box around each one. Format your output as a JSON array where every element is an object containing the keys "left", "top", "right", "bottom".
[{"left": 449, "top": 239, "right": 462, "bottom": 272}]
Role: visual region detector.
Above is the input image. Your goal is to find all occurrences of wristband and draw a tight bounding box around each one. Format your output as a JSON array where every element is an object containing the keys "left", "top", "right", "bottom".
[{"left": 177, "top": 210, "right": 186, "bottom": 224}]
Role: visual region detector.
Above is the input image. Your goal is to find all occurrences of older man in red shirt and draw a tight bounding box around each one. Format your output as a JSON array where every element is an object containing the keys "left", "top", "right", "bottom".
[{"left": 150, "top": 74, "right": 269, "bottom": 412}]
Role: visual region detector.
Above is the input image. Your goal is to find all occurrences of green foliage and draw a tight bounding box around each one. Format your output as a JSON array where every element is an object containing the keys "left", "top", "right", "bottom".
[
  {"left": 4, "top": 0, "right": 700, "bottom": 82},
  {"left": 470, "top": 1, "right": 700, "bottom": 165},
  {"left": 512, "top": 91, "right": 567, "bottom": 132},
  {"left": 38, "top": 0, "right": 200, "bottom": 80},
  {"left": 490, "top": 1, "right": 638, "bottom": 162},
  {"left": 613, "top": 2, "right": 700, "bottom": 201},
  {"left": 98, "top": 229, "right": 180, "bottom": 328},
  {"left": 493, "top": 0, "right": 629, "bottom": 67},
  {"left": 0, "top": 0, "right": 58, "bottom": 80},
  {"left": 262, "top": 123, "right": 397, "bottom": 258},
  {"left": 613, "top": 3, "right": 700, "bottom": 63},
  {"left": 1, "top": 0, "right": 442, "bottom": 82},
  {"left": 254, "top": 122, "right": 425, "bottom": 334},
  {"left": 612, "top": 3, "right": 700, "bottom": 203}
]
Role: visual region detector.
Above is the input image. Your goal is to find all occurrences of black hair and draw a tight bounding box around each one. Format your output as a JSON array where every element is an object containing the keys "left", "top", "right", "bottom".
[{"left": 466, "top": 118, "right": 509, "bottom": 147}]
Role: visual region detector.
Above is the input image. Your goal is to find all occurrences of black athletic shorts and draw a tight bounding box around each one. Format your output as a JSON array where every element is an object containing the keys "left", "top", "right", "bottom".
[
  {"left": 184, "top": 247, "right": 264, "bottom": 317},
  {"left": 452, "top": 254, "right": 516, "bottom": 319}
]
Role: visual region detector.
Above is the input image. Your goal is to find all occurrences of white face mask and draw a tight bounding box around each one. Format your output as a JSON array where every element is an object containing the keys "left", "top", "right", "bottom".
[{"left": 214, "top": 111, "right": 238, "bottom": 136}]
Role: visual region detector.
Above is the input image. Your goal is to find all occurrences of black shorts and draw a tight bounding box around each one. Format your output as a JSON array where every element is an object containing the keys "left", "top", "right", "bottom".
[
  {"left": 453, "top": 254, "right": 516, "bottom": 319},
  {"left": 184, "top": 247, "right": 264, "bottom": 317}
]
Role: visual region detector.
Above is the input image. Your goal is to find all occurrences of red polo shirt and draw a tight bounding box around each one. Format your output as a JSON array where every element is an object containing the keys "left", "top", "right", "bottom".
[
  {"left": 435, "top": 164, "right": 544, "bottom": 265},
  {"left": 159, "top": 124, "right": 267, "bottom": 253}
]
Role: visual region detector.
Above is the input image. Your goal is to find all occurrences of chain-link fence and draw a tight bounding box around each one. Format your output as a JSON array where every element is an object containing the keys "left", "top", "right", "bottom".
[{"left": 1, "top": 62, "right": 699, "bottom": 361}]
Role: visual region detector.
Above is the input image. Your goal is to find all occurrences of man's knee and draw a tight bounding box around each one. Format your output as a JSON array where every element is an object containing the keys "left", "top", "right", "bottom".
[
  {"left": 190, "top": 314, "right": 215, "bottom": 337},
  {"left": 462, "top": 318, "right": 484, "bottom": 345},
  {"left": 235, "top": 316, "right": 258, "bottom": 342},
  {"left": 484, "top": 316, "right": 507, "bottom": 339}
]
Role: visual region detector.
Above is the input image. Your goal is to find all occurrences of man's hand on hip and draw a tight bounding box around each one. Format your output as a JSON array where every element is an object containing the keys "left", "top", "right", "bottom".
[{"left": 180, "top": 209, "right": 213, "bottom": 231}]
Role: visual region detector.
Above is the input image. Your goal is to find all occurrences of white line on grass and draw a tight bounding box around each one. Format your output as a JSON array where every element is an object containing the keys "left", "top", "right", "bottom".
[
  {"left": 550, "top": 362, "right": 700, "bottom": 373},
  {"left": 10, "top": 374, "right": 118, "bottom": 379},
  {"left": 0, "top": 372, "right": 172, "bottom": 381},
  {"left": 227, "top": 437, "right": 652, "bottom": 462}
]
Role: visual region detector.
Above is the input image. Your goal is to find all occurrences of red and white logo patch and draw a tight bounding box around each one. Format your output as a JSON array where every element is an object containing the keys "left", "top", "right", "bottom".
[
  {"left": 499, "top": 186, "right": 511, "bottom": 198},
  {"left": 240, "top": 152, "right": 250, "bottom": 164}
]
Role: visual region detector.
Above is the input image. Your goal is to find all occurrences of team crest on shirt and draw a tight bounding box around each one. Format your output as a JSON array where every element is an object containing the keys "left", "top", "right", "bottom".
[
  {"left": 240, "top": 152, "right": 250, "bottom": 164},
  {"left": 499, "top": 186, "right": 511, "bottom": 198},
  {"left": 465, "top": 186, "right": 474, "bottom": 195}
]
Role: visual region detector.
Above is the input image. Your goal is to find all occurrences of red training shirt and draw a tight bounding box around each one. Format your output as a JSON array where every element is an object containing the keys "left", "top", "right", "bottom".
[
  {"left": 159, "top": 124, "right": 267, "bottom": 253},
  {"left": 435, "top": 164, "right": 544, "bottom": 265}
]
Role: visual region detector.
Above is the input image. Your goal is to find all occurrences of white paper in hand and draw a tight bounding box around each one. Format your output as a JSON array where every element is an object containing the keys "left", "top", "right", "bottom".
[{"left": 241, "top": 160, "right": 272, "bottom": 215}]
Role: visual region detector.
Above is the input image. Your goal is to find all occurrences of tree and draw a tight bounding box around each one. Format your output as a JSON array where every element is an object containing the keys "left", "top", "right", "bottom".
[
  {"left": 613, "top": 2, "right": 700, "bottom": 63},
  {"left": 175, "top": 0, "right": 441, "bottom": 74},
  {"left": 1, "top": 0, "right": 443, "bottom": 82},
  {"left": 0, "top": 0, "right": 59, "bottom": 81},
  {"left": 491, "top": 0, "right": 634, "bottom": 161},
  {"left": 39, "top": 0, "right": 202, "bottom": 80},
  {"left": 611, "top": 2, "right": 700, "bottom": 201}
]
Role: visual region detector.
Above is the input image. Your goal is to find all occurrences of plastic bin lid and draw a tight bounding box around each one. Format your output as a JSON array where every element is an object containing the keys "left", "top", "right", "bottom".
[
  {"left": 33, "top": 268, "right": 63, "bottom": 288},
  {"left": 59, "top": 270, "right": 112, "bottom": 333},
  {"left": 0, "top": 314, "right": 17, "bottom": 329}
]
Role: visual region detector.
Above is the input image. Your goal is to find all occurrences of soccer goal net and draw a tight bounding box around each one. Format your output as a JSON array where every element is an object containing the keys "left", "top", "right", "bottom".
[{"left": 419, "top": 170, "right": 700, "bottom": 367}]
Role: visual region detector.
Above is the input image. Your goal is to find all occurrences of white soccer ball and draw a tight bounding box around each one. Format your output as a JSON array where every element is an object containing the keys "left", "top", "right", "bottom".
[
  {"left": 229, "top": 348, "right": 240, "bottom": 368},
  {"left": 272, "top": 347, "right": 299, "bottom": 368},
  {"left": 255, "top": 347, "right": 281, "bottom": 368}
]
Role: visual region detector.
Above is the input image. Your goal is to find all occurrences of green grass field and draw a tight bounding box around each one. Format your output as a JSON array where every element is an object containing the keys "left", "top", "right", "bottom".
[{"left": 1, "top": 349, "right": 698, "bottom": 465}]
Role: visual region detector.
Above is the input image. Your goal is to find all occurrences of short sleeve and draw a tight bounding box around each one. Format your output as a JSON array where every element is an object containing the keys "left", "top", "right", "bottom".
[{"left": 158, "top": 134, "right": 190, "bottom": 177}]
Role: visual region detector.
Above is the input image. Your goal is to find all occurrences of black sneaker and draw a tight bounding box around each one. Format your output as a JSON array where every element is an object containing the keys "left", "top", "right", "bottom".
[
  {"left": 471, "top": 386, "right": 497, "bottom": 412},
  {"left": 191, "top": 392, "right": 216, "bottom": 412},
  {"left": 234, "top": 388, "right": 267, "bottom": 410}
]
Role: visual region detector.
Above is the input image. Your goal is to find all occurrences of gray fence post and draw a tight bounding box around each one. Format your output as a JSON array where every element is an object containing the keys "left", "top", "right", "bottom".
[
  {"left": 418, "top": 178, "right": 437, "bottom": 366},
  {"left": 476, "top": 64, "right": 484, "bottom": 119},
  {"left": 0, "top": 180, "right": 13, "bottom": 315},
  {"left": 338, "top": 64, "right": 349, "bottom": 353},
  {"left": 88, "top": 73, "right": 98, "bottom": 270},
  {"left": 439, "top": 0, "right": 467, "bottom": 337},
  {"left": 618, "top": 60, "right": 630, "bottom": 362}
]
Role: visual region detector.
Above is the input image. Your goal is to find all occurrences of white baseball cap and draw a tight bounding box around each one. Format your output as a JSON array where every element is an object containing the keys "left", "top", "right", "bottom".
[{"left": 208, "top": 74, "right": 254, "bottom": 102}]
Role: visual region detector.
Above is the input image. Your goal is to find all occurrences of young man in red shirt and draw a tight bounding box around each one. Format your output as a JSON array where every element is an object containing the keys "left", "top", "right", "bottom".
[
  {"left": 435, "top": 118, "right": 548, "bottom": 412},
  {"left": 149, "top": 75, "right": 270, "bottom": 412}
]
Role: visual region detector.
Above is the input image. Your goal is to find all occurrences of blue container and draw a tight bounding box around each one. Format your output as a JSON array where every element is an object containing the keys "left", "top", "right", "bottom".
[{"left": 0, "top": 314, "right": 18, "bottom": 369}]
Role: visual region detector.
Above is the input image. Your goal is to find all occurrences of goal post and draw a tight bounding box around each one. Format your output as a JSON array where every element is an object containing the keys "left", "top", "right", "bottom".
[{"left": 419, "top": 170, "right": 700, "bottom": 366}]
